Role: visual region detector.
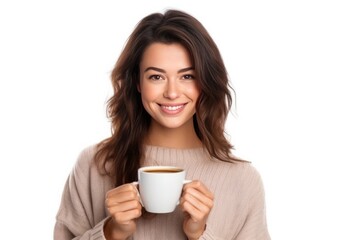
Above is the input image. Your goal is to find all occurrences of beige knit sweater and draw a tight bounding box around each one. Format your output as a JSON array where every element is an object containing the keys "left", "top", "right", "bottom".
[{"left": 54, "top": 145, "right": 270, "bottom": 239}]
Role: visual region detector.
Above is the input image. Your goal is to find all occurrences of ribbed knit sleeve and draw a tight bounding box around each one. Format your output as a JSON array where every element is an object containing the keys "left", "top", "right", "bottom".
[
  {"left": 231, "top": 165, "right": 270, "bottom": 240},
  {"left": 54, "top": 146, "right": 112, "bottom": 240}
]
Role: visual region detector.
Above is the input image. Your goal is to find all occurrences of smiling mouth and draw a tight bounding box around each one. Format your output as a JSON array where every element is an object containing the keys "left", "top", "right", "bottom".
[
  {"left": 161, "top": 104, "right": 185, "bottom": 111},
  {"left": 159, "top": 104, "right": 186, "bottom": 111}
]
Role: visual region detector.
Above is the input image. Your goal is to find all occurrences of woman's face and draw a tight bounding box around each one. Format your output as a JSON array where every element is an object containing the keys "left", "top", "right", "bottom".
[{"left": 139, "top": 42, "right": 200, "bottom": 131}]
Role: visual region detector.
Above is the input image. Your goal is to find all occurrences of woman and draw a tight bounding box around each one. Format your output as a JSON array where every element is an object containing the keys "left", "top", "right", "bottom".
[{"left": 54, "top": 9, "right": 270, "bottom": 240}]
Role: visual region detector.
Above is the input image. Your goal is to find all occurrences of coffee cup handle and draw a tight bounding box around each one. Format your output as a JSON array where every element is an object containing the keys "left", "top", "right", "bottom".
[
  {"left": 183, "top": 179, "right": 192, "bottom": 184},
  {"left": 176, "top": 180, "right": 193, "bottom": 205},
  {"left": 131, "top": 181, "right": 144, "bottom": 206}
]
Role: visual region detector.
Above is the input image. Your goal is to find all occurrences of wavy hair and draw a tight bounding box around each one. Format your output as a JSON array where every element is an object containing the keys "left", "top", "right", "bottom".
[{"left": 95, "top": 9, "right": 237, "bottom": 186}]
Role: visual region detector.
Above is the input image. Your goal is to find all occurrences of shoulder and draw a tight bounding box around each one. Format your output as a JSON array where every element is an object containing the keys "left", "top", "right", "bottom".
[
  {"left": 215, "top": 159, "right": 265, "bottom": 194},
  {"left": 233, "top": 160, "right": 262, "bottom": 178},
  {"left": 76, "top": 144, "right": 97, "bottom": 165},
  {"left": 210, "top": 154, "right": 260, "bottom": 175},
  {"left": 232, "top": 160, "right": 264, "bottom": 182},
  {"left": 72, "top": 144, "right": 99, "bottom": 179}
]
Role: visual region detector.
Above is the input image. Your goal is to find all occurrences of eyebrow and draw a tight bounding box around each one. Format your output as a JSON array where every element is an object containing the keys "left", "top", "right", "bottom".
[{"left": 144, "top": 66, "right": 194, "bottom": 73}]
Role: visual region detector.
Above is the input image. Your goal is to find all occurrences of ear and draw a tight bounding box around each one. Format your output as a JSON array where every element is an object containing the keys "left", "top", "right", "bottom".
[{"left": 137, "top": 83, "right": 141, "bottom": 92}]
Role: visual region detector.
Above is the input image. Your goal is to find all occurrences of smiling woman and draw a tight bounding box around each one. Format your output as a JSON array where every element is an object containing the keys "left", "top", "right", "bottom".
[{"left": 54, "top": 9, "right": 270, "bottom": 240}]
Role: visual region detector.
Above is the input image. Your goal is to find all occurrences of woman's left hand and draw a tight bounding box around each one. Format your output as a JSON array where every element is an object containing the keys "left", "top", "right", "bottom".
[{"left": 180, "top": 180, "right": 214, "bottom": 240}]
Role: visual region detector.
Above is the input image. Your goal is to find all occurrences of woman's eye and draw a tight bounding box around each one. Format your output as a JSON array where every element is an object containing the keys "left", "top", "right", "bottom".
[
  {"left": 183, "top": 74, "right": 195, "bottom": 80},
  {"left": 149, "top": 75, "right": 162, "bottom": 80}
]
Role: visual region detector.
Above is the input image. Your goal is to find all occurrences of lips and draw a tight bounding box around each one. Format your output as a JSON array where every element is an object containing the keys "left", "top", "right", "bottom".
[
  {"left": 161, "top": 105, "right": 184, "bottom": 111},
  {"left": 159, "top": 103, "right": 186, "bottom": 114}
]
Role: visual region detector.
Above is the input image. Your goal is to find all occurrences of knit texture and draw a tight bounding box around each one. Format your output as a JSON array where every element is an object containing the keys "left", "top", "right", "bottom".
[{"left": 54, "top": 145, "right": 270, "bottom": 239}]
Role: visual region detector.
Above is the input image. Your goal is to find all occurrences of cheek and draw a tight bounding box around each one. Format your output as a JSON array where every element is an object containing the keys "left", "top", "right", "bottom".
[
  {"left": 186, "top": 85, "right": 201, "bottom": 99},
  {"left": 140, "top": 84, "right": 159, "bottom": 103},
  {"left": 141, "top": 86, "right": 150, "bottom": 97},
  {"left": 140, "top": 92, "right": 153, "bottom": 115}
]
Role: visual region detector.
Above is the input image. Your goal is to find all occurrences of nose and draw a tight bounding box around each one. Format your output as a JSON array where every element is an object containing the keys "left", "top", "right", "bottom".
[{"left": 163, "top": 79, "right": 180, "bottom": 99}]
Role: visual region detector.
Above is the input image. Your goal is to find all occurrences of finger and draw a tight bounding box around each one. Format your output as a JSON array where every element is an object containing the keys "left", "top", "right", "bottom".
[
  {"left": 113, "top": 208, "right": 142, "bottom": 225},
  {"left": 106, "top": 190, "right": 140, "bottom": 208},
  {"left": 182, "top": 181, "right": 214, "bottom": 209},
  {"left": 182, "top": 187, "right": 214, "bottom": 209},
  {"left": 107, "top": 199, "right": 142, "bottom": 215},
  {"left": 106, "top": 184, "right": 140, "bottom": 207},
  {"left": 182, "top": 199, "right": 209, "bottom": 222},
  {"left": 183, "top": 180, "right": 214, "bottom": 200},
  {"left": 106, "top": 184, "right": 138, "bottom": 198},
  {"left": 181, "top": 191, "right": 212, "bottom": 215}
]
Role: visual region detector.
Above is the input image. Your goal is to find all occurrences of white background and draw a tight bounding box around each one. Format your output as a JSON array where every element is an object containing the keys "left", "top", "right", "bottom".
[{"left": 1, "top": 0, "right": 359, "bottom": 239}]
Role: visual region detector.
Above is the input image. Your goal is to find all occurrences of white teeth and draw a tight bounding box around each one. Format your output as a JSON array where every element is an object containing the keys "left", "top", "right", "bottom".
[{"left": 162, "top": 105, "right": 183, "bottom": 111}]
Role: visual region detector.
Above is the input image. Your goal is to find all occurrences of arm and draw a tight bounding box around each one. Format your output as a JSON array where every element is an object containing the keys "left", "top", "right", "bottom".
[
  {"left": 54, "top": 147, "right": 109, "bottom": 239},
  {"left": 235, "top": 169, "right": 271, "bottom": 240},
  {"left": 54, "top": 174, "right": 108, "bottom": 240}
]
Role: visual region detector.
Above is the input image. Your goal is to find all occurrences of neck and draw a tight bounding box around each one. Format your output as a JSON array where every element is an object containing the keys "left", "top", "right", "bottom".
[{"left": 145, "top": 120, "right": 202, "bottom": 149}]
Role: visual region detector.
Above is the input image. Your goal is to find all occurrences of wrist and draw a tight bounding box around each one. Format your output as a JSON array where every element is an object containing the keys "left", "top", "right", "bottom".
[
  {"left": 186, "top": 232, "right": 202, "bottom": 240},
  {"left": 187, "top": 237, "right": 200, "bottom": 240},
  {"left": 104, "top": 218, "right": 128, "bottom": 240},
  {"left": 185, "top": 223, "right": 206, "bottom": 240}
]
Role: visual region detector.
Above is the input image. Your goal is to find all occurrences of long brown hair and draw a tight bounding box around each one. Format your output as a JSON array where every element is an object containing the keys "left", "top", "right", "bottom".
[{"left": 95, "top": 9, "right": 237, "bottom": 186}]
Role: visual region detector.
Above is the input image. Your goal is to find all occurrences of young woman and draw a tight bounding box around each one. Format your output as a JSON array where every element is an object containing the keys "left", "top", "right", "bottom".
[{"left": 54, "top": 9, "right": 270, "bottom": 240}]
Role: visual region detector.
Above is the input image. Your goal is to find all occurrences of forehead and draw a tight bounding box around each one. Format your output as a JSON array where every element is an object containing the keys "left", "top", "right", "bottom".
[{"left": 140, "top": 42, "right": 192, "bottom": 70}]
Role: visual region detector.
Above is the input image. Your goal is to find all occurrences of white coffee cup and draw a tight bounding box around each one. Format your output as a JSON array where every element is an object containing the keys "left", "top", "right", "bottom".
[{"left": 133, "top": 166, "right": 191, "bottom": 214}]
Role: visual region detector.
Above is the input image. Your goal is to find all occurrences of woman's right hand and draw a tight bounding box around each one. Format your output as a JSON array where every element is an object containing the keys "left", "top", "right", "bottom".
[{"left": 104, "top": 183, "right": 142, "bottom": 240}]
